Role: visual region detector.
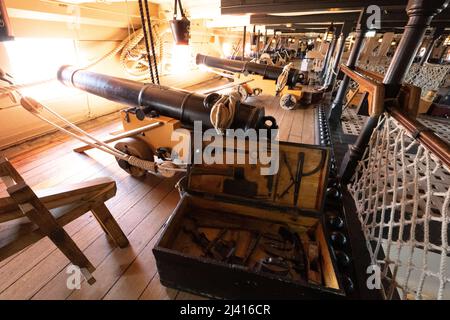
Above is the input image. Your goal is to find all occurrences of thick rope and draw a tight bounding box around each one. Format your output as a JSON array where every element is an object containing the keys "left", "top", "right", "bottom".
[
  {"left": 19, "top": 96, "right": 185, "bottom": 177},
  {"left": 275, "top": 62, "right": 293, "bottom": 95},
  {"left": 209, "top": 92, "right": 239, "bottom": 135},
  {"left": 137, "top": 0, "right": 156, "bottom": 84}
]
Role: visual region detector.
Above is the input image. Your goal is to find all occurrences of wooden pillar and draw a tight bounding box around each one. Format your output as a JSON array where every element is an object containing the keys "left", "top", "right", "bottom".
[
  {"left": 328, "top": 11, "right": 368, "bottom": 124},
  {"left": 419, "top": 27, "right": 444, "bottom": 65},
  {"left": 242, "top": 25, "right": 247, "bottom": 60},
  {"left": 339, "top": 0, "right": 450, "bottom": 184},
  {"left": 320, "top": 24, "right": 340, "bottom": 80},
  {"left": 326, "top": 21, "right": 353, "bottom": 87}
]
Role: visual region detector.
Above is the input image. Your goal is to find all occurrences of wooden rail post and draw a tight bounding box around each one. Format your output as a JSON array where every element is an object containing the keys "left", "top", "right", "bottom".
[
  {"left": 320, "top": 24, "right": 340, "bottom": 81},
  {"left": 325, "top": 21, "right": 353, "bottom": 88},
  {"left": 328, "top": 11, "right": 368, "bottom": 125},
  {"left": 339, "top": 0, "right": 450, "bottom": 184}
]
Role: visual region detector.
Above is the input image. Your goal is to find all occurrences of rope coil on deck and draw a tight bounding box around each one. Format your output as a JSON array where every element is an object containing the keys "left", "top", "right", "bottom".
[{"left": 275, "top": 62, "right": 293, "bottom": 95}]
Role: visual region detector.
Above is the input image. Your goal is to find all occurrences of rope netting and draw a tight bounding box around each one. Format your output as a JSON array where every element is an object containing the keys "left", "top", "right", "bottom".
[
  {"left": 348, "top": 113, "right": 450, "bottom": 300},
  {"left": 358, "top": 62, "right": 450, "bottom": 97}
]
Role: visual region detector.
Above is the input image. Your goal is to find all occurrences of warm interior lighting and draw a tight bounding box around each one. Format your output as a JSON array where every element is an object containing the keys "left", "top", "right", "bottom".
[
  {"left": 170, "top": 44, "right": 192, "bottom": 75},
  {"left": 222, "top": 42, "right": 233, "bottom": 58},
  {"left": 4, "top": 37, "right": 77, "bottom": 99},
  {"left": 391, "top": 40, "right": 397, "bottom": 46},
  {"left": 365, "top": 30, "right": 376, "bottom": 38},
  {"left": 324, "top": 24, "right": 335, "bottom": 42},
  {"left": 443, "top": 35, "right": 450, "bottom": 46},
  {"left": 244, "top": 42, "right": 251, "bottom": 55},
  {"left": 378, "top": 37, "right": 383, "bottom": 43}
]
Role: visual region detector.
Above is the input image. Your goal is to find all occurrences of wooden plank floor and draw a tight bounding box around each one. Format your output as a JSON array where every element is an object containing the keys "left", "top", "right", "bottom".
[{"left": 0, "top": 89, "right": 317, "bottom": 300}]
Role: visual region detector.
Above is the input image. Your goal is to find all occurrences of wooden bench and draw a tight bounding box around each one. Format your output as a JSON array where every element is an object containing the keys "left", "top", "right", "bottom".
[{"left": 0, "top": 157, "right": 129, "bottom": 284}]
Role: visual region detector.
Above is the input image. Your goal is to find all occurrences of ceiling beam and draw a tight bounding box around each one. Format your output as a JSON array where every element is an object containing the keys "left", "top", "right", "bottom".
[
  {"left": 251, "top": 12, "right": 360, "bottom": 25},
  {"left": 250, "top": 11, "right": 414, "bottom": 25},
  {"left": 221, "top": 0, "right": 408, "bottom": 15}
]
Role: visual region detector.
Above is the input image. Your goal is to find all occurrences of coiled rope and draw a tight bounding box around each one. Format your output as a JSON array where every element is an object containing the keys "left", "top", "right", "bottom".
[
  {"left": 275, "top": 62, "right": 293, "bottom": 95},
  {"left": 209, "top": 92, "right": 240, "bottom": 135},
  {"left": 250, "top": 53, "right": 274, "bottom": 66}
]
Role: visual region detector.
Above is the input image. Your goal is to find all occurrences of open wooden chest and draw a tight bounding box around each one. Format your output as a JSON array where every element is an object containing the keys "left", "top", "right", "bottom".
[{"left": 153, "top": 140, "right": 347, "bottom": 299}]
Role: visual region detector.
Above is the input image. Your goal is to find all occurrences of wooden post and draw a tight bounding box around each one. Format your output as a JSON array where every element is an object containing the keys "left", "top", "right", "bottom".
[
  {"left": 419, "top": 27, "right": 444, "bottom": 65},
  {"left": 320, "top": 24, "right": 339, "bottom": 80},
  {"left": 328, "top": 11, "right": 368, "bottom": 124},
  {"left": 242, "top": 25, "right": 247, "bottom": 60},
  {"left": 326, "top": 21, "right": 353, "bottom": 87},
  {"left": 339, "top": 0, "right": 450, "bottom": 184}
]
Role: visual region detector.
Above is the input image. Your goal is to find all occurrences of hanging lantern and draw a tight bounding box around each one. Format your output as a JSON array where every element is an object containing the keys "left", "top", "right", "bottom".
[{"left": 170, "top": 0, "right": 190, "bottom": 45}]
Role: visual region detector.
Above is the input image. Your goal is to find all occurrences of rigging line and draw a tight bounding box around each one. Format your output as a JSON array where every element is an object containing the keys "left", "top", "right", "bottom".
[
  {"left": 144, "top": 0, "right": 160, "bottom": 85},
  {"left": 137, "top": 0, "right": 155, "bottom": 84}
]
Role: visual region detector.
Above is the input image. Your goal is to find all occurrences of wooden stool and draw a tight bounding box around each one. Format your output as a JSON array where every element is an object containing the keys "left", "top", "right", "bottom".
[{"left": 0, "top": 157, "right": 129, "bottom": 284}]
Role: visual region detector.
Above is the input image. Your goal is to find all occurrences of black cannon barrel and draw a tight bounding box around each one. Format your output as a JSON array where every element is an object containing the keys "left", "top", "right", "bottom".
[
  {"left": 196, "top": 53, "right": 304, "bottom": 86},
  {"left": 57, "top": 66, "right": 267, "bottom": 130}
]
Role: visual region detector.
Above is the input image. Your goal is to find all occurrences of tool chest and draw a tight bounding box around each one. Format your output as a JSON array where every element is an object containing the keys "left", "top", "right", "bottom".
[{"left": 153, "top": 139, "right": 347, "bottom": 299}]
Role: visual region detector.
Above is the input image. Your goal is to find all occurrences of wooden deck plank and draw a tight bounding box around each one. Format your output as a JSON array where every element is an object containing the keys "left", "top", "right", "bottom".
[
  {"left": 67, "top": 190, "right": 180, "bottom": 300},
  {"left": 300, "top": 107, "right": 316, "bottom": 145},
  {"left": 139, "top": 273, "right": 178, "bottom": 300},
  {"left": 102, "top": 228, "right": 164, "bottom": 300}
]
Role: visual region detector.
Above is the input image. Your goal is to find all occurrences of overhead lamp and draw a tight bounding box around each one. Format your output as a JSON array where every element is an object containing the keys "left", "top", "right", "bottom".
[
  {"left": 391, "top": 40, "right": 397, "bottom": 46},
  {"left": 170, "top": 0, "right": 191, "bottom": 45},
  {"left": 378, "top": 37, "right": 383, "bottom": 43}
]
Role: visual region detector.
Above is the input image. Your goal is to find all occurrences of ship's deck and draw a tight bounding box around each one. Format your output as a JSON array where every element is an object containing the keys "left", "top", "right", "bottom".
[{"left": 0, "top": 84, "right": 319, "bottom": 300}]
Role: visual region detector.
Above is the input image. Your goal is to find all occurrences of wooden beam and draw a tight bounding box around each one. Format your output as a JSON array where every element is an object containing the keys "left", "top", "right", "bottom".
[
  {"left": 250, "top": 11, "right": 412, "bottom": 25},
  {"left": 221, "top": 0, "right": 408, "bottom": 15}
]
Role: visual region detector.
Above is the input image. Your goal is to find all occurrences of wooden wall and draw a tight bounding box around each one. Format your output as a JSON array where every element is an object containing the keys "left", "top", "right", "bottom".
[{"left": 0, "top": 0, "right": 231, "bottom": 149}]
